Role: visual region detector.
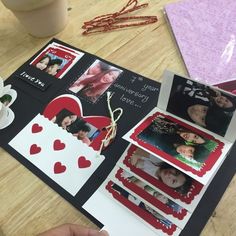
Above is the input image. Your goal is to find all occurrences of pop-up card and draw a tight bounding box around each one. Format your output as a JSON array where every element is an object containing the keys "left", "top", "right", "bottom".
[
  {"left": 123, "top": 70, "right": 236, "bottom": 185},
  {"left": 1, "top": 39, "right": 236, "bottom": 236},
  {"left": 82, "top": 71, "right": 236, "bottom": 236}
]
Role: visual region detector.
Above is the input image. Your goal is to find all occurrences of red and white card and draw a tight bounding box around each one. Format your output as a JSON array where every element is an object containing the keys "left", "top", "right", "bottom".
[
  {"left": 30, "top": 43, "right": 84, "bottom": 79},
  {"left": 123, "top": 71, "right": 235, "bottom": 185},
  {"left": 9, "top": 114, "right": 105, "bottom": 196},
  {"left": 108, "top": 166, "right": 192, "bottom": 229}
]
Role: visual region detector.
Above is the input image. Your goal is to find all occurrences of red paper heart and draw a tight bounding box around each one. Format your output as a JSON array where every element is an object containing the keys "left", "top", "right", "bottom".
[
  {"left": 78, "top": 156, "right": 91, "bottom": 168},
  {"left": 43, "top": 95, "right": 112, "bottom": 151},
  {"left": 32, "top": 123, "right": 43, "bottom": 133},
  {"left": 30, "top": 144, "right": 41, "bottom": 155},
  {"left": 53, "top": 139, "right": 65, "bottom": 151},
  {"left": 54, "top": 162, "right": 66, "bottom": 174}
]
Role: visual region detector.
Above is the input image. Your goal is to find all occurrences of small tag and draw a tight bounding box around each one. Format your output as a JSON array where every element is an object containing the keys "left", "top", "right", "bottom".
[{"left": 17, "top": 71, "right": 50, "bottom": 91}]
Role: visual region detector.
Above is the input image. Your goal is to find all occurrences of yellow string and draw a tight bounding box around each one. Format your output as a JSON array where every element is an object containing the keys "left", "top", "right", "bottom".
[{"left": 98, "top": 92, "right": 123, "bottom": 154}]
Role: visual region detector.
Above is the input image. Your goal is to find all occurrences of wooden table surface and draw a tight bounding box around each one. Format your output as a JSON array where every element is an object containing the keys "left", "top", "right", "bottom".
[{"left": 0, "top": 0, "right": 235, "bottom": 235}]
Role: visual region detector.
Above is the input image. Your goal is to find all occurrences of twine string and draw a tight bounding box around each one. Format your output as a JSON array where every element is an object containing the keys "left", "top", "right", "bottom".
[{"left": 98, "top": 92, "right": 123, "bottom": 154}]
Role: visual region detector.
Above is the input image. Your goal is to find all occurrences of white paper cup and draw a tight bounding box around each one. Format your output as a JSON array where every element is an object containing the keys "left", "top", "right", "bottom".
[{"left": 1, "top": 0, "right": 68, "bottom": 37}]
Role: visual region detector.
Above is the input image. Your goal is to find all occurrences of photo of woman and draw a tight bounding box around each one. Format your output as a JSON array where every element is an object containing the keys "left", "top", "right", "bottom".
[
  {"left": 166, "top": 75, "right": 236, "bottom": 136},
  {"left": 129, "top": 148, "right": 193, "bottom": 195},
  {"left": 35, "top": 55, "right": 51, "bottom": 70},
  {"left": 68, "top": 60, "right": 122, "bottom": 102}
]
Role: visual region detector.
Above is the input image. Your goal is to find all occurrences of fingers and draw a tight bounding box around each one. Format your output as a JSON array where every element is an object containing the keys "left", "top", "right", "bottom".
[{"left": 38, "top": 224, "right": 109, "bottom": 236}]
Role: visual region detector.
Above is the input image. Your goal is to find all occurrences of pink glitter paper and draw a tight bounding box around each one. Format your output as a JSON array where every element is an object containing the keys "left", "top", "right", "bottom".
[{"left": 165, "top": 0, "right": 236, "bottom": 85}]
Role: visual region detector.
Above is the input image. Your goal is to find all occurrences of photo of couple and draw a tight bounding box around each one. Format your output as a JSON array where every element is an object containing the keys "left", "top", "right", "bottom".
[
  {"left": 167, "top": 75, "right": 236, "bottom": 136},
  {"left": 33, "top": 53, "right": 67, "bottom": 77},
  {"left": 68, "top": 59, "right": 122, "bottom": 103},
  {"left": 51, "top": 109, "right": 100, "bottom": 146},
  {"left": 137, "top": 115, "right": 219, "bottom": 170}
]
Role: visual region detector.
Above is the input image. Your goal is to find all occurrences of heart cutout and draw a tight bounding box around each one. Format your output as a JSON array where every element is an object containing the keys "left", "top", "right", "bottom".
[
  {"left": 78, "top": 156, "right": 91, "bottom": 168},
  {"left": 30, "top": 144, "right": 41, "bottom": 155},
  {"left": 32, "top": 123, "right": 43, "bottom": 133},
  {"left": 53, "top": 139, "right": 65, "bottom": 151},
  {"left": 54, "top": 162, "right": 66, "bottom": 174},
  {"left": 43, "top": 95, "right": 112, "bottom": 151}
]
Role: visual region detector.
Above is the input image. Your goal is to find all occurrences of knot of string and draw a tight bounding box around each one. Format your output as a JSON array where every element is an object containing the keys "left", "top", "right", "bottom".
[
  {"left": 82, "top": 0, "right": 158, "bottom": 35},
  {"left": 98, "top": 92, "right": 123, "bottom": 154}
]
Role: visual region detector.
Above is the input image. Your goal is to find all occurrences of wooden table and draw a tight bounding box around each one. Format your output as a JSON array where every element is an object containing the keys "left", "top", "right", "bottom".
[{"left": 0, "top": 0, "right": 235, "bottom": 235}]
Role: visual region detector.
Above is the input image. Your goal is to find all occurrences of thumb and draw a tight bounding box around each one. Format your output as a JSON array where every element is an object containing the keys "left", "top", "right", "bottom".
[
  {"left": 99, "top": 230, "right": 109, "bottom": 236},
  {"left": 89, "top": 229, "right": 109, "bottom": 236}
]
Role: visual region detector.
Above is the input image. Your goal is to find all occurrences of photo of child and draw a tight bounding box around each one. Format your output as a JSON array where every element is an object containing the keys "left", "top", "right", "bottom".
[
  {"left": 137, "top": 115, "right": 218, "bottom": 170},
  {"left": 51, "top": 109, "right": 100, "bottom": 146},
  {"left": 166, "top": 75, "right": 236, "bottom": 136},
  {"left": 68, "top": 59, "right": 122, "bottom": 103}
]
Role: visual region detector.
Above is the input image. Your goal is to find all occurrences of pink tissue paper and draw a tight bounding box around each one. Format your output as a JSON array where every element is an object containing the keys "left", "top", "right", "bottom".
[{"left": 165, "top": 0, "right": 236, "bottom": 85}]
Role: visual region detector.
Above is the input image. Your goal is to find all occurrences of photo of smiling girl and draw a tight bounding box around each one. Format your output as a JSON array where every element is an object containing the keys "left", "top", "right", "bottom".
[{"left": 69, "top": 60, "right": 122, "bottom": 102}]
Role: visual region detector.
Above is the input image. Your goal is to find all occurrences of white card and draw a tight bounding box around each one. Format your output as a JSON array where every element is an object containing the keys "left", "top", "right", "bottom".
[
  {"left": 123, "top": 107, "right": 232, "bottom": 185},
  {"left": 9, "top": 114, "right": 105, "bottom": 196}
]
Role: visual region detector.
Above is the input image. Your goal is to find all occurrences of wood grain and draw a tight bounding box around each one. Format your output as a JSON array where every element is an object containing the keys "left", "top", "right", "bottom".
[{"left": 0, "top": 0, "right": 235, "bottom": 235}]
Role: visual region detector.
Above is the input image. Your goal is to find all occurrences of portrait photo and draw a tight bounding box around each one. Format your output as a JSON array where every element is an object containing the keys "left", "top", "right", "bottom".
[
  {"left": 166, "top": 75, "right": 236, "bottom": 136},
  {"left": 68, "top": 59, "right": 123, "bottom": 103}
]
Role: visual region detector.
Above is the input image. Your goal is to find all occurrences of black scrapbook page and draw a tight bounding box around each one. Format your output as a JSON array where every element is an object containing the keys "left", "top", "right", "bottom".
[{"left": 0, "top": 39, "right": 235, "bottom": 236}]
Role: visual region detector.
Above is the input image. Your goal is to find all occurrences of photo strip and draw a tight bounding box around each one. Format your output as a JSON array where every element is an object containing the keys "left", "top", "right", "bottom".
[
  {"left": 105, "top": 180, "right": 181, "bottom": 236},
  {"left": 109, "top": 166, "right": 191, "bottom": 229},
  {"left": 119, "top": 145, "right": 204, "bottom": 204},
  {"left": 30, "top": 42, "right": 84, "bottom": 79},
  {"left": 68, "top": 59, "right": 123, "bottom": 103},
  {"left": 126, "top": 110, "right": 224, "bottom": 179}
]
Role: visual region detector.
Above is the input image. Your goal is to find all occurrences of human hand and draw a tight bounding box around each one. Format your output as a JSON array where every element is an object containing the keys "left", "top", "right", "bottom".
[{"left": 38, "top": 224, "right": 109, "bottom": 236}]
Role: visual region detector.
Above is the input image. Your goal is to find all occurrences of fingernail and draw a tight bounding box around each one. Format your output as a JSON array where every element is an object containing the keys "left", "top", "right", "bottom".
[
  {"left": 99, "top": 230, "right": 109, "bottom": 236},
  {"left": 89, "top": 229, "right": 108, "bottom": 236}
]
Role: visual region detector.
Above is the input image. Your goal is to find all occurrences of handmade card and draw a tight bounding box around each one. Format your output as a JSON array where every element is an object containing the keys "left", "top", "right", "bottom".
[
  {"left": 1, "top": 39, "right": 236, "bottom": 236},
  {"left": 124, "top": 71, "right": 235, "bottom": 185}
]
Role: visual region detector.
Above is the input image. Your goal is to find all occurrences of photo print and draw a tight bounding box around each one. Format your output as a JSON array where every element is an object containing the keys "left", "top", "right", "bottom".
[
  {"left": 129, "top": 112, "right": 223, "bottom": 177},
  {"left": 166, "top": 75, "right": 236, "bottom": 136},
  {"left": 51, "top": 109, "right": 100, "bottom": 146},
  {"left": 121, "top": 145, "right": 203, "bottom": 204},
  {"left": 31, "top": 43, "right": 84, "bottom": 79},
  {"left": 68, "top": 59, "right": 123, "bottom": 103},
  {"left": 105, "top": 180, "right": 180, "bottom": 235},
  {"left": 114, "top": 167, "right": 188, "bottom": 221}
]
